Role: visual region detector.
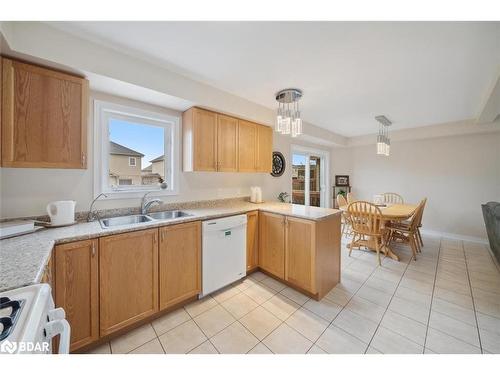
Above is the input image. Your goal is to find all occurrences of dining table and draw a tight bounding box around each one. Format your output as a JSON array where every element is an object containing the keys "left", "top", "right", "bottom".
[{"left": 339, "top": 203, "right": 418, "bottom": 261}]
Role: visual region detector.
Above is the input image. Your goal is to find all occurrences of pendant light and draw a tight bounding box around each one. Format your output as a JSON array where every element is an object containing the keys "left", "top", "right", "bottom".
[
  {"left": 375, "top": 115, "right": 392, "bottom": 156},
  {"left": 275, "top": 89, "right": 303, "bottom": 137}
]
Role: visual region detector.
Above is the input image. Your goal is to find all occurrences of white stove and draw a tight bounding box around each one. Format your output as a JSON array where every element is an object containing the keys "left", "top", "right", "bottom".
[{"left": 0, "top": 284, "right": 70, "bottom": 354}]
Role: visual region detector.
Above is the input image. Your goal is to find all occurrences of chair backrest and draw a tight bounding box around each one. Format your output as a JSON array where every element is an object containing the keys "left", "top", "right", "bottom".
[
  {"left": 337, "top": 194, "right": 348, "bottom": 208},
  {"left": 347, "top": 192, "right": 356, "bottom": 204},
  {"left": 383, "top": 192, "right": 404, "bottom": 204},
  {"left": 409, "top": 198, "right": 427, "bottom": 230},
  {"left": 347, "top": 201, "right": 383, "bottom": 236}
]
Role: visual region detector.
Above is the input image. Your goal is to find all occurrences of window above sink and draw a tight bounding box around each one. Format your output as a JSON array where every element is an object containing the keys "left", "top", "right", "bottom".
[{"left": 93, "top": 100, "right": 180, "bottom": 199}]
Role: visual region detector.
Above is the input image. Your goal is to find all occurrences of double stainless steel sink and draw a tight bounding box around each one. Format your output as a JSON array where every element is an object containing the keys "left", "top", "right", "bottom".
[{"left": 99, "top": 210, "right": 192, "bottom": 229}]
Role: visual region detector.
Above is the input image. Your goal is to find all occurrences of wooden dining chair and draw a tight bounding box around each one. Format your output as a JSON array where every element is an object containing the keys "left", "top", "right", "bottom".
[
  {"left": 347, "top": 201, "right": 388, "bottom": 265},
  {"left": 382, "top": 192, "right": 404, "bottom": 204},
  {"left": 415, "top": 198, "right": 427, "bottom": 248},
  {"left": 337, "top": 194, "right": 352, "bottom": 237},
  {"left": 347, "top": 192, "right": 356, "bottom": 204},
  {"left": 386, "top": 198, "right": 426, "bottom": 260}
]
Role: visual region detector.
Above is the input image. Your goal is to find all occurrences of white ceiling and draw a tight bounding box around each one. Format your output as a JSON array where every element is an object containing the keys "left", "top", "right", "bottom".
[{"left": 48, "top": 21, "right": 500, "bottom": 136}]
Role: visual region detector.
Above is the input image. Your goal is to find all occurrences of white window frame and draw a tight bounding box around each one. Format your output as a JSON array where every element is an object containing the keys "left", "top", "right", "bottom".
[
  {"left": 128, "top": 157, "right": 136, "bottom": 167},
  {"left": 93, "top": 100, "right": 180, "bottom": 199},
  {"left": 290, "top": 144, "right": 330, "bottom": 208}
]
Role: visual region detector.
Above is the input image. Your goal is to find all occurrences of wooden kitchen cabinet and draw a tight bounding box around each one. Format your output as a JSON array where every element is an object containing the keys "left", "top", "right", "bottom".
[
  {"left": 285, "top": 217, "right": 316, "bottom": 293},
  {"left": 256, "top": 124, "right": 273, "bottom": 173},
  {"left": 238, "top": 120, "right": 257, "bottom": 172},
  {"left": 183, "top": 106, "right": 273, "bottom": 173},
  {"left": 258, "top": 212, "right": 341, "bottom": 299},
  {"left": 246, "top": 211, "right": 259, "bottom": 271},
  {"left": 183, "top": 107, "right": 218, "bottom": 171},
  {"left": 99, "top": 229, "right": 159, "bottom": 336},
  {"left": 258, "top": 212, "right": 285, "bottom": 278},
  {"left": 54, "top": 239, "right": 98, "bottom": 352},
  {"left": 217, "top": 114, "right": 238, "bottom": 172},
  {"left": 1, "top": 58, "right": 88, "bottom": 169},
  {"left": 159, "top": 221, "right": 201, "bottom": 310}
]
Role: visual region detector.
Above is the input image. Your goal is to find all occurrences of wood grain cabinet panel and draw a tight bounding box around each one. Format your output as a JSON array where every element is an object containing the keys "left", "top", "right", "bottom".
[
  {"left": 246, "top": 211, "right": 259, "bottom": 271},
  {"left": 159, "top": 221, "right": 201, "bottom": 310},
  {"left": 238, "top": 120, "right": 257, "bottom": 172},
  {"left": 54, "top": 239, "right": 98, "bottom": 352},
  {"left": 285, "top": 217, "right": 316, "bottom": 294},
  {"left": 183, "top": 107, "right": 218, "bottom": 171},
  {"left": 256, "top": 124, "right": 273, "bottom": 173},
  {"left": 258, "top": 212, "right": 285, "bottom": 278},
  {"left": 217, "top": 114, "right": 238, "bottom": 172},
  {"left": 1, "top": 58, "right": 88, "bottom": 169},
  {"left": 99, "top": 229, "right": 159, "bottom": 336}
]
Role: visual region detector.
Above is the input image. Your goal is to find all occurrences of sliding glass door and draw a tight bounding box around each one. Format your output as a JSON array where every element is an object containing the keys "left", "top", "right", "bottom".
[{"left": 291, "top": 147, "right": 329, "bottom": 208}]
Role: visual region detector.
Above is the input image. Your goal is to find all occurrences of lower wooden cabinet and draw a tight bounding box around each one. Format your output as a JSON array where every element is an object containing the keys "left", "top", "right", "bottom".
[
  {"left": 258, "top": 212, "right": 285, "bottom": 278},
  {"left": 159, "top": 221, "right": 201, "bottom": 310},
  {"left": 246, "top": 211, "right": 259, "bottom": 271},
  {"left": 99, "top": 229, "right": 159, "bottom": 336},
  {"left": 259, "top": 212, "right": 341, "bottom": 298},
  {"left": 54, "top": 239, "right": 99, "bottom": 352},
  {"left": 285, "top": 217, "right": 316, "bottom": 293}
]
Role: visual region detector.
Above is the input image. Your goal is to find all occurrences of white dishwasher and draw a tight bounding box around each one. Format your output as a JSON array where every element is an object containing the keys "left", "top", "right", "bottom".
[{"left": 202, "top": 214, "right": 247, "bottom": 296}]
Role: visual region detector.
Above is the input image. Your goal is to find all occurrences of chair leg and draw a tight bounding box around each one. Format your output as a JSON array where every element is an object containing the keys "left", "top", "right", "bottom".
[
  {"left": 414, "top": 232, "right": 421, "bottom": 253},
  {"left": 375, "top": 238, "right": 381, "bottom": 266},
  {"left": 409, "top": 234, "right": 418, "bottom": 261},
  {"left": 349, "top": 233, "right": 356, "bottom": 257},
  {"left": 341, "top": 221, "right": 346, "bottom": 238},
  {"left": 417, "top": 228, "right": 424, "bottom": 248}
]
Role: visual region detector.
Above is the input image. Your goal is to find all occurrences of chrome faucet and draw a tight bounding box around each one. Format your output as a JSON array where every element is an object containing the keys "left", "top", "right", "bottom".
[
  {"left": 87, "top": 193, "right": 108, "bottom": 222},
  {"left": 141, "top": 191, "right": 163, "bottom": 215}
]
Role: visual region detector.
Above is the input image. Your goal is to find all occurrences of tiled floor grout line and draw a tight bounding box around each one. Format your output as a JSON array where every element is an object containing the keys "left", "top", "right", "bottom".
[
  {"left": 461, "top": 241, "right": 484, "bottom": 353},
  {"left": 309, "top": 245, "right": 387, "bottom": 353},
  {"left": 363, "top": 245, "right": 414, "bottom": 353},
  {"left": 422, "top": 237, "right": 442, "bottom": 351}
]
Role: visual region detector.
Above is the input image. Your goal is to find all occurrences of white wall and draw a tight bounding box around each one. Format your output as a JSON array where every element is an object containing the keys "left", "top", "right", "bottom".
[
  {"left": 332, "top": 131, "right": 500, "bottom": 241},
  {"left": 0, "top": 92, "right": 333, "bottom": 219}
]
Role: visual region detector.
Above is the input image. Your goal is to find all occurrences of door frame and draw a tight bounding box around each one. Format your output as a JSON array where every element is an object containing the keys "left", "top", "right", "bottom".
[{"left": 290, "top": 145, "right": 330, "bottom": 208}]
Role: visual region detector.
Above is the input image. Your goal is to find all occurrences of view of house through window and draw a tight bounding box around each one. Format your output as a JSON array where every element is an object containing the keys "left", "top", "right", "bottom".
[
  {"left": 291, "top": 152, "right": 324, "bottom": 207},
  {"left": 108, "top": 118, "right": 166, "bottom": 188}
]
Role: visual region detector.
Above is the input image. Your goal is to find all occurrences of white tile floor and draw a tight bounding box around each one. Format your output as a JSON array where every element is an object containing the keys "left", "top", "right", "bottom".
[{"left": 87, "top": 235, "right": 500, "bottom": 354}]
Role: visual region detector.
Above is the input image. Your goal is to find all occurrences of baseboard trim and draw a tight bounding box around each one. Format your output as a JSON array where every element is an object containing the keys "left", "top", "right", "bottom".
[{"left": 420, "top": 229, "right": 489, "bottom": 245}]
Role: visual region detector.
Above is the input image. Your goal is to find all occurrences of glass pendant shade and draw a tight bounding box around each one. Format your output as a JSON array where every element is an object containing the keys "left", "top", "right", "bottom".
[{"left": 275, "top": 89, "right": 302, "bottom": 137}]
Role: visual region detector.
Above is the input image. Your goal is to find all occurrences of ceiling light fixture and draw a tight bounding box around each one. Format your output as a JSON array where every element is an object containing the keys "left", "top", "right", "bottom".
[
  {"left": 275, "top": 89, "right": 303, "bottom": 137},
  {"left": 375, "top": 115, "right": 392, "bottom": 156}
]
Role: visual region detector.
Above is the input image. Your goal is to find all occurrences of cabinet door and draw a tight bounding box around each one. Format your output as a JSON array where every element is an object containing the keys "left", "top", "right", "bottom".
[
  {"left": 246, "top": 211, "right": 259, "bottom": 271},
  {"left": 1, "top": 58, "right": 88, "bottom": 169},
  {"left": 217, "top": 114, "right": 238, "bottom": 172},
  {"left": 238, "top": 120, "right": 257, "bottom": 172},
  {"left": 159, "top": 221, "right": 201, "bottom": 310},
  {"left": 258, "top": 212, "right": 285, "bottom": 278},
  {"left": 285, "top": 217, "right": 316, "bottom": 293},
  {"left": 256, "top": 125, "right": 273, "bottom": 173},
  {"left": 99, "top": 229, "right": 159, "bottom": 336},
  {"left": 55, "top": 239, "right": 98, "bottom": 351},
  {"left": 193, "top": 108, "right": 218, "bottom": 171}
]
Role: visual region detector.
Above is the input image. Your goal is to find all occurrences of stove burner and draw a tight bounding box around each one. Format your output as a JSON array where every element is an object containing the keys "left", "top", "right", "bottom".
[{"left": 0, "top": 297, "right": 25, "bottom": 341}]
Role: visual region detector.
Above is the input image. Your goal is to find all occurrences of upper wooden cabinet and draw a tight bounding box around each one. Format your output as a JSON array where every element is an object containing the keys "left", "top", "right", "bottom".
[
  {"left": 258, "top": 211, "right": 285, "bottom": 279},
  {"left": 238, "top": 120, "right": 257, "bottom": 172},
  {"left": 256, "top": 124, "right": 273, "bottom": 173},
  {"left": 1, "top": 58, "right": 89, "bottom": 169},
  {"left": 54, "top": 239, "right": 98, "bottom": 352},
  {"left": 183, "top": 107, "right": 218, "bottom": 171},
  {"left": 217, "top": 114, "right": 238, "bottom": 172},
  {"left": 99, "top": 229, "right": 159, "bottom": 336},
  {"left": 159, "top": 221, "right": 201, "bottom": 310},
  {"left": 183, "top": 107, "right": 273, "bottom": 173}
]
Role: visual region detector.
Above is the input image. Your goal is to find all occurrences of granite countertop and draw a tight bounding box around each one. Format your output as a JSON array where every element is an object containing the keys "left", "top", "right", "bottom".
[{"left": 0, "top": 201, "right": 340, "bottom": 292}]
